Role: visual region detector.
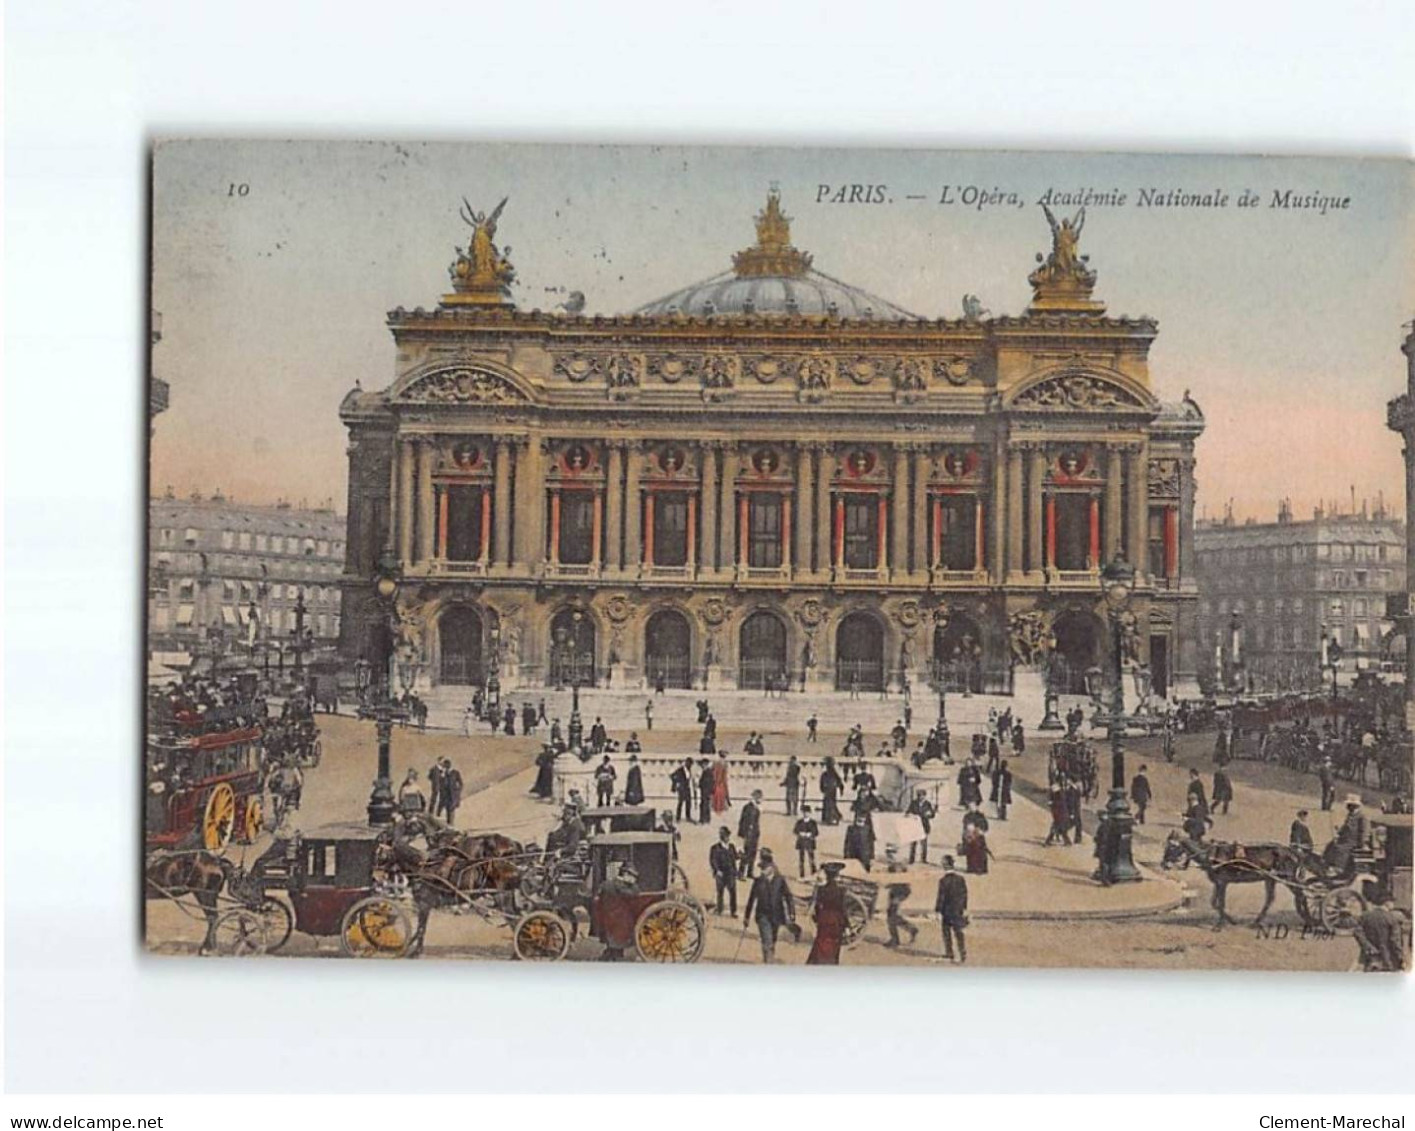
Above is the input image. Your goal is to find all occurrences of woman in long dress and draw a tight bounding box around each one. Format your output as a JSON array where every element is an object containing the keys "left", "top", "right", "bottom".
[
  {"left": 530, "top": 747, "right": 555, "bottom": 799},
  {"left": 961, "top": 826, "right": 992, "bottom": 875},
  {"left": 711, "top": 751, "right": 731, "bottom": 814},
  {"left": 819, "top": 757, "right": 844, "bottom": 825},
  {"left": 806, "top": 864, "right": 848, "bottom": 964}
]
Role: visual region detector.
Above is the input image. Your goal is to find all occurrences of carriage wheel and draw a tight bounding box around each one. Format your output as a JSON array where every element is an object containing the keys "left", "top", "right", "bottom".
[
  {"left": 239, "top": 795, "right": 263, "bottom": 844},
  {"left": 670, "top": 862, "right": 690, "bottom": 892},
  {"left": 202, "top": 783, "right": 237, "bottom": 851},
  {"left": 340, "top": 897, "right": 414, "bottom": 958},
  {"left": 512, "top": 909, "right": 571, "bottom": 961},
  {"left": 257, "top": 897, "right": 294, "bottom": 951},
  {"left": 211, "top": 908, "right": 269, "bottom": 956},
  {"left": 1318, "top": 886, "right": 1367, "bottom": 934},
  {"left": 841, "top": 892, "right": 870, "bottom": 949},
  {"left": 634, "top": 899, "right": 706, "bottom": 963}
]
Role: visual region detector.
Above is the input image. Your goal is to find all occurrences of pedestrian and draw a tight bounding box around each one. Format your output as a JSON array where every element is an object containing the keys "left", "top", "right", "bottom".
[
  {"left": 711, "top": 751, "right": 731, "bottom": 814},
  {"left": 1319, "top": 758, "right": 1336, "bottom": 812},
  {"left": 993, "top": 760, "right": 1013, "bottom": 821},
  {"left": 624, "top": 731, "right": 642, "bottom": 754},
  {"left": 644, "top": 698, "right": 654, "bottom": 732},
  {"left": 530, "top": 745, "right": 556, "bottom": 800},
  {"left": 1064, "top": 777, "right": 1084, "bottom": 844},
  {"left": 883, "top": 848, "right": 919, "bottom": 948},
  {"left": 806, "top": 862, "right": 848, "bottom": 964},
  {"left": 671, "top": 757, "right": 694, "bottom": 822},
  {"left": 428, "top": 760, "right": 447, "bottom": 819},
  {"left": 844, "top": 811, "right": 876, "bottom": 873},
  {"left": 522, "top": 701, "right": 536, "bottom": 737},
  {"left": 461, "top": 703, "right": 476, "bottom": 737},
  {"left": 935, "top": 855, "right": 969, "bottom": 963},
  {"left": 806, "top": 713, "right": 819, "bottom": 742},
  {"left": 443, "top": 758, "right": 463, "bottom": 826},
  {"left": 590, "top": 716, "right": 608, "bottom": 754},
  {"left": 1212, "top": 768, "right": 1233, "bottom": 816},
  {"left": 891, "top": 719, "right": 908, "bottom": 752},
  {"left": 698, "top": 759, "right": 715, "bottom": 826},
  {"left": 1130, "top": 764, "right": 1152, "bottom": 825},
  {"left": 743, "top": 850, "right": 796, "bottom": 963},
  {"left": 1045, "top": 784, "right": 1072, "bottom": 847},
  {"left": 849, "top": 674, "right": 860, "bottom": 700},
  {"left": 503, "top": 704, "right": 516, "bottom": 736},
  {"left": 709, "top": 826, "right": 740, "bottom": 916},
  {"left": 397, "top": 768, "right": 427, "bottom": 816},
  {"left": 1011, "top": 720, "right": 1026, "bottom": 756},
  {"left": 1353, "top": 888, "right": 1407, "bottom": 972},
  {"left": 1289, "top": 809, "right": 1314, "bottom": 855},
  {"left": 549, "top": 717, "right": 564, "bottom": 750},
  {"left": 819, "top": 756, "right": 844, "bottom": 825},
  {"left": 1186, "top": 769, "right": 1209, "bottom": 819},
  {"left": 906, "top": 788, "right": 935, "bottom": 863},
  {"left": 537, "top": 699, "right": 548, "bottom": 726},
  {"left": 781, "top": 755, "right": 802, "bottom": 815},
  {"left": 738, "top": 790, "right": 763, "bottom": 879},
  {"left": 793, "top": 804, "right": 819, "bottom": 878},
  {"left": 624, "top": 753, "right": 645, "bottom": 806},
  {"left": 594, "top": 755, "right": 616, "bottom": 807}
]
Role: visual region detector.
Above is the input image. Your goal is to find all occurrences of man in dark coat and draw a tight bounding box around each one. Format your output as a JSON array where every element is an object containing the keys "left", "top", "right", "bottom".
[
  {"left": 697, "top": 759, "right": 715, "bottom": 826},
  {"left": 906, "top": 789, "right": 936, "bottom": 863},
  {"left": 1318, "top": 758, "right": 1336, "bottom": 811},
  {"left": 993, "top": 760, "right": 1014, "bottom": 821},
  {"left": 843, "top": 812, "right": 876, "bottom": 872},
  {"left": 737, "top": 790, "right": 763, "bottom": 879},
  {"left": 743, "top": 850, "right": 796, "bottom": 963},
  {"left": 935, "top": 855, "right": 969, "bottom": 962},
  {"left": 443, "top": 759, "right": 463, "bottom": 827},
  {"left": 1130, "top": 764, "right": 1153, "bottom": 825},
  {"left": 522, "top": 701, "right": 537, "bottom": 737},
  {"left": 1289, "top": 809, "right": 1315, "bottom": 855},
  {"left": 670, "top": 758, "right": 694, "bottom": 822},
  {"left": 594, "top": 755, "right": 616, "bottom": 806},
  {"left": 1354, "top": 889, "right": 1408, "bottom": 972},
  {"left": 1186, "top": 769, "right": 1209, "bottom": 819},
  {"left": 708, "top": 826, "right": 739, "bottom": 915},
  {"left": 793, "top": 804, "right": 819, "bottom": 877},
  {"left": 781, "top": 755, "right": 802, "bottom": 815},
  {"left": 1212, "top": 768, "right": 1234, "bottom": 816},
  {"left": 1045, "top": 785, "right": 1072, "bottom": 846},
  {"left": 623, "top": 754, "right": 645, "bottom": 806},
  {"left": 590, "top": 717, "right": 608, "bottom": 754},
  {"left": 428, "top": 760, "right": 447, "bottom": 820},
  {"left": 1064, "top": 778, "right": 1084, "bottom": 844},
  {"left": 883, "top": 849, "right": 918, "bottom": 948}
]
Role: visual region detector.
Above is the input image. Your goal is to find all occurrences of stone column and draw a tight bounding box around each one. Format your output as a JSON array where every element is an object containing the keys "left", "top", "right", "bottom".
[
  {"left": 492, "top": 436, "right": 512, "bottom": 566},
  {"left": 990, "top": 440, "right": 1006, "bottom": 582},
  {"left": 415, "top": 438, "right": 435, "bottom": 565},
  {"left": 890, "top": 445, "right": 909, "bottom": 578},
  {"left": 1178, "top": 454, "right": 1197, "bottom": 581},
  {"left": 1027, "top": 446, "right": 1047, "bottom": 576},
  {"left": 604, "top": 442, "right": 624, "bottom": 572},
  {"left": 815, "top": 444, "right": 834, "bottom": 576},
  {"left": 700, "top": 443, "right": 719, "bottom": 574},
  {"left": 624, "top": 441, "right": 643, "bottom": 571},
  {"left": 1128, "top": 443, "right": 1148, "bottom": 576},
  {"left": 722, "top": 444, "right": 740, "bottom": 572},
  {"left": 1006, "top": 444, "right": 1024, "bottom": 578},
  {"left": 1104, "top": 446, "right": 1123, "bottom": 562},
  {"left": 911, "top": 447, "right": 930, "bottom": 577},
  {"left": 512, "top": 435, "right": 544, "bottom": 573},
  {"left": 793, "top": 443, "right": 812, "bottom": 577},
  {"left": 397, "top": 436, "right": 415, "bottom": 565}
]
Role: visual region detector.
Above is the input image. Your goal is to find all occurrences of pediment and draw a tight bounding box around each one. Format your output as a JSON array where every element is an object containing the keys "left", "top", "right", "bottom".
[
  {"left": 1007, "top": 368, "right": 1155, "bottom": 413},
  {"left": 393, "top": 364, "right": 532, "bottom": 406}
]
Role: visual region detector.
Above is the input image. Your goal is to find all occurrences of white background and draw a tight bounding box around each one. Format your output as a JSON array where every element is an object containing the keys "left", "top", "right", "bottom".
[{"left": 5, "top": 0, "right": 1414, "bottom": 1095}]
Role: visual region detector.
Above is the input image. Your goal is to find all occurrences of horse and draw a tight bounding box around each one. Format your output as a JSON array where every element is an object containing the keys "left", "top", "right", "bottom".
[
  {"left": 144, "top": 850, "right": 234, "bottom": 954},
  {"left": 1161, "top": 833, "right": 1308, "bottom": 929}
]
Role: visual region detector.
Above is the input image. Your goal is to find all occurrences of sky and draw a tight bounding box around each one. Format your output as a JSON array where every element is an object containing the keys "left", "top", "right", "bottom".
[{"left": 150, "top": 141, "right": 1414, "bottom": 521}]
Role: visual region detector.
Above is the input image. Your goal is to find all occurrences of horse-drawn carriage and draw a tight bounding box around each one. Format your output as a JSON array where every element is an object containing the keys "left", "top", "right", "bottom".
[
  {"left": 511, "top": 832, "right": 707, "bottom": 963},
  {"left": 146, "top": 720, "right": 266, "bottom": 851}
]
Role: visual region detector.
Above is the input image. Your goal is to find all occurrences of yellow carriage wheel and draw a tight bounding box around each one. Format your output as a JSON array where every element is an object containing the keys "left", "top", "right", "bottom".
[
  {"left": 240, "top": 795, "right": 263, "bottom": 843},
  {"left": 339, "top": 896, "right": 413, "bottom": 958},
  {"left": 634, "top": 899, "right": 706, "bottom": 963},
  {"left": 202, "top": 783, "right": 237, "bottom": 851}
]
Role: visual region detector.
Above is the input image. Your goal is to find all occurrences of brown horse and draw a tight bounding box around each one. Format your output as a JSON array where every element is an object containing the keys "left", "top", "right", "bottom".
[
  {"left": 1161, "top": 834, "right": 1307, "bottom": 929},
  {"left": 145, "top": 850, "right": 234, "bottom": 954}
]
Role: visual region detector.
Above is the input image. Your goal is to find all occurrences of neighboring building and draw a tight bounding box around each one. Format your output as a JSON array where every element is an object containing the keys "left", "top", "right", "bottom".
[
  {"left": 339, "top": 191, "right": 1204, "bottom": 699},
  {"left": 148, "top": 490, "right": 346, "bottom": 666},
  {"left": 1194, "top": 501, "right": 1406, "bottom": 692},
  {"left": 1387, "top": 319, "right": 1415, "bottom": 710}
]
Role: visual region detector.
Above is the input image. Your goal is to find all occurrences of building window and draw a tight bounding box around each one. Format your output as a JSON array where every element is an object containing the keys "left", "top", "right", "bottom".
[
  {"left": 184, "top": 527, "right": 199, "bottom": 545},
  {"left": 937, "top": 495, "right": 977, "bottom": 571},
  {"left": 1330, "top": 599, "right": 1344, "bottom": 617},
  {"left": 1147, "top": 508, "right": 1167, "bottom": 577},
  {"left": 304, "top": 538, "right": 316, "bottom": 556},
  {"left": 318, "top": 540, "right": 329, "bottom": 556},
  {"left": 1052, "top": 494, "right": 1091, "bottom": 571},
  {"left": 256, "top": 535, "right": 268, "bottom": 551},
  {"left": 1293, "top": 599, "right": 1304, "bottom": 614},
  {"left": 1354, "top": 599, "right": 1367, "bottom": 616},
  {"left": 178, "top": 580, "right": 195, "bottom": 600},
  {"left": 1255, "top": 599, "right": 1265, "bottom": 614},
  {"left": 559, "top": 492, "right": 596, "bottom": 565},
  {"left": 842, "top": 495, "right": 879, "bottom": 570},
  {"left": 445, "top": 486, "right": 485, "bottom": 562},
  {"left": 653, "top": 492, "right": 690, "bottom": 568},
  {"left": 1355, "top": 570, "right": 1368, "bottom": 587},
  {"left": 747, "top": 493, "right": 782, "bottom": 568}
]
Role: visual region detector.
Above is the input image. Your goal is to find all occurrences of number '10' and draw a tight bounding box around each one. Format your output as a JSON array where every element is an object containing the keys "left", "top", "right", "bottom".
[{"left": 228, "top": 183, "right": 250, "bottom": 197}]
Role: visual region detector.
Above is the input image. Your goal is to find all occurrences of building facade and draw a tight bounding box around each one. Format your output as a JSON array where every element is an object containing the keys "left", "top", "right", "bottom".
[
  {"left": 148, "top": 491, "right": 346, "bottom": 668},
  {"left": 1194, "top": 503, "right": 1406, "bottom": 692},
  {"left": 338, "top": 193, "right": 1204, "bottom": 699},
  {"left": 1387, "top": 320, "right": 1415, "bottom": 710}
]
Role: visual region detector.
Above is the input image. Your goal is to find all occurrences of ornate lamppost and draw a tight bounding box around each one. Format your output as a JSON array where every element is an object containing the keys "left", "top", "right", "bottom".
[
  {"left": 1321, "top": 625, "right": 1344, "bottom": 707},
  {"left": 1094, "top": 554, "right": 1142, "bottom": 885},
  {"left": 566, "top": 609, "right": 586, "bottom": 751},
  {"left": 366, "top": 554, "right": 404, "bottom": 827},
  {"left": 291, "top": 589, "right": 310, "bottom": 676}
]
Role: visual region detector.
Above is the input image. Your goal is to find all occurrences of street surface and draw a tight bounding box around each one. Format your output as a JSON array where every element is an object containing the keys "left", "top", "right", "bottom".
[{"left": 145, "top": 699, "right": 1397, "bottom": 970}]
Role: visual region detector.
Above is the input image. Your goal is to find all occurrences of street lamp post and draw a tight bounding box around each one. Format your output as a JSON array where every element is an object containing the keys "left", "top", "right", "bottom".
[
  {"left": 1039, "top": 650, "right": 1065, "bottom": 731},
  {"left": 1095, "top": 554, "right": 1142, "bottom": 885},
  {"left": 366, "top": 555, "right": 403, "bottom": 827},
  {"left": 567, "top": 610, "right": 586, "bottom": 751}
]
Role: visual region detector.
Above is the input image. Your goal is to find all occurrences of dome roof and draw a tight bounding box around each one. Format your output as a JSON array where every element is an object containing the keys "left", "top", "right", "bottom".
[{"left": 635, "top": 190, "right": 920, "bottom": 321}]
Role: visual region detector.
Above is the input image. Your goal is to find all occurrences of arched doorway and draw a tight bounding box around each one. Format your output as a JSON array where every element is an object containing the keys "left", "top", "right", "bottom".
[
  {"left": 644, "top": 609, "right": 692, "bottom": 689},
  {"left": 549, "top": 608, "right": 596, "bottom": 688},
  {"left": 739, "top": 611, "right": 787, "bottom": 690},
  {"left": 1052, "top": 609, "right": 1102, "bottom": 694},
  {"left": 439, "top": 606, "right": 484, "bottom": 686},
  {"left": 933, "top": 613, "right": 984, "bottom": 693},
  {"left": 836, "top": 611, "right": 885, "bottom": 692}
]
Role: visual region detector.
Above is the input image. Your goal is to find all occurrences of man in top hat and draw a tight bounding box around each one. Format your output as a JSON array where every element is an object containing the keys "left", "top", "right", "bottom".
[
  {"left": 883, "top": 847, "right": 919, "bottom": 949},
  {"left": 806, "top": 862, "right": 848, "bottom": 964},
  {"left": 781, "top": 755, "right": 802, "bottom": 815},
  {"left": 1186, "top": 768, "right": 1209, "bottom": 819},
  {"left": 793, "top": 804, "right": 820, "bottom": 878},
  {"left": 698, "top": 759, "right": 715, "bottom": 826},
  {"left": 743, "top": 848, "right": 796, "bottom": 963},
  {"left": 738, "top": 789, "right": 764, "bottom": 879},
  {"left": 935, "top": 855, "right": 969, "bottom": 963},
  {"left": 708, "top": 826, "right": 740, "bottom": 916},
  {"left": 623, "top": 753, "right": 645, "bottom": 805},
  {"left": 670, "top": 757, "right": 694, "bottom": 823},
  {"left": 1130, "top": 764, "right": 1153, "bottom": 825},
  {"left": 594, "top": 755, "right": 617, "bottom": 807},
  {"left": 906, "top": 788, "right": 936, "bottom": 864},
  {"left": 1325, "top": 794, "right": 1368, "bottom": 875}
]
